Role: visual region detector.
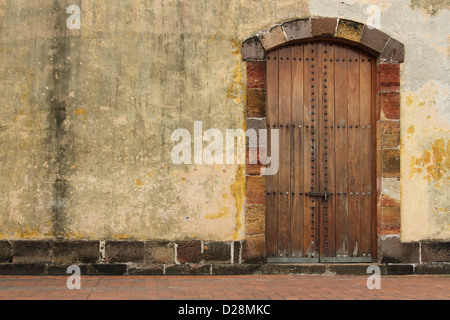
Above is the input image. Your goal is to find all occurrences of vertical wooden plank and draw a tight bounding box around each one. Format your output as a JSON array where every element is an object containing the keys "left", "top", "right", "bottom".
[
  {"left": 347, "top": 48, "right": 361, "bottom": 257},
  {"left": 265, "top": 49, "right": 279, "bottom": 259},
  {"left": 360, "top": 52, "right": 373, "bottom": 257},
  {"left": 277, "top": 46, "right": 292, "bottom": 258},
  {"left": 371, "top": 57, "right": 378, "bottom": 258},
  {"left": 319, "top": 42, "right": 336, "bottom": 258},
  {"left": 334, "top": 44, "right": 349, "bottom": 257},
  {"left": 291, "top": 44, "right": 305, "bottom": 257},
  {"left": 302, "top": 42, "right": 316, "bottom": 257}
]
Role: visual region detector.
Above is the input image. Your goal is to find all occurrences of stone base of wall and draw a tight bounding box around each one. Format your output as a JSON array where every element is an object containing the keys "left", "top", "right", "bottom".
[
  {"left": 378, "top": 235, "right": 450, "bottom": 264},
  {"left": 0, "top": 239, "right": 448, "bottom": 275}
]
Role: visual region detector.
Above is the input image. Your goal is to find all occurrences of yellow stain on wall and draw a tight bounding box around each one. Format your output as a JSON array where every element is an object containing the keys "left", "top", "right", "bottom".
[
  {"left": 136, "top": 179, "right": 145, "bottom": 187},
  {"left": 230, "top": 165, "right": 245, "bottom": 240},
  {"left": 410, "top": 138, "right": 450, "bottom": 182},
  {"left": 205, "top": 193, "right": 232, "bottom": 220},
  {"left": 74, "top": 108, "right": 87, "bottom": 122},
  {"left": 226, "top": 39, "right": 246, "bottom": 105},
  {"left": 14, "top": 226, "right": 41, "bottom": 239},
  {"left": 205, "top": 206, "right": 231, "bottom": 220}
]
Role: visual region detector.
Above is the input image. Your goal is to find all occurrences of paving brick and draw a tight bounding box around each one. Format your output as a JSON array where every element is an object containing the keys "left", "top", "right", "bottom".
[
  {"left": 1, "top": 274, "right": 449, "bottom": 300},
  {"left": 105, "top": 241, "right": 144, "bottom": 263}
]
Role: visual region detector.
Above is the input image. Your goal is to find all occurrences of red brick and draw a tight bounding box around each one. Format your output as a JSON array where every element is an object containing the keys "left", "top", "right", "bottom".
[
  {"left": 245, "top": 205, "right": 265, "bottom": 235},
  {"left": 246, "top": 62, "right": 266, "bottom": 89},
  {"left": 246, "top": 176, "right": 266, "bottom": 205},
  {"left": 247, "top": 89, "right": 266, "bottom": 117},
  {"left": 379, "top": 207, "right": 401, "bottom": 235},
  {"left": 380, "top": 195, "right": 400, "bottom": 207},
  {"left": 176, "top": 241, "right": 202, "bottom": 264},
  {"left": 378, "top": 63, "right": 400, "bottom": 92},
  {"left": 380, "top": 92, "right": 400, "bottom": 120},
  {"left": 380, "top": 121, "right": 400, "bottom": 149},
  {"left": 381, "top": 149, "right": 400, "bottom": 178},
  {"left": 246, "top": 147, "right": 264, "bottom": 176},
  {"left": 242, "top": 235, "right": 265, "bottom": 263}
]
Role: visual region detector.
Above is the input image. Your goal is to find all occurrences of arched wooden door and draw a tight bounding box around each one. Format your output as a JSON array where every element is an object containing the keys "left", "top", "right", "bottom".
[{"left": 265, "top": 42, "right": 377, "bottom": 263}]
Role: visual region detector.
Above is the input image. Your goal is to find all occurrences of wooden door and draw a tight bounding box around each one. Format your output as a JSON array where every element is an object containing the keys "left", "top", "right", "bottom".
[{"left": 265, "top": 42, "right": 376, "bottom": 263}]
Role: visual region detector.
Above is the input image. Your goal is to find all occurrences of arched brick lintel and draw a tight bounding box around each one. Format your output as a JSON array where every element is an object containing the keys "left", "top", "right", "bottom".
[{"left": 242, "top": 17, "right": 404, "bottom": 64}]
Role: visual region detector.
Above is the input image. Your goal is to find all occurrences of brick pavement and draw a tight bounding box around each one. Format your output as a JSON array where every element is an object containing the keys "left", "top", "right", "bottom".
[{"left": 0, "top": 275, "right": 448, "bottom": 300}]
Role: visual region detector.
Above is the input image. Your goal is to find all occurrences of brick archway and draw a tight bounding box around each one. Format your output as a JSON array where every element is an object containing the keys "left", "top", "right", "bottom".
[{"left": 242, "top": 17, "right": 403, "bottom": 263}]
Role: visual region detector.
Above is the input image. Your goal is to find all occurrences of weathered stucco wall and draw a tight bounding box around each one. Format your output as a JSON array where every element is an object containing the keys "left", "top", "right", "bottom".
[{"left": 0, "top": 0, "right": 448, "bottom": 242}]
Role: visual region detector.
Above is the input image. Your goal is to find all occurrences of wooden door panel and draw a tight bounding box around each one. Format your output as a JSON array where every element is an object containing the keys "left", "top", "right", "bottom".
[
  {"left": 278, "top": 46, "right": 292, "bottom": 259},
  {"left": 334, "top": 44, "right": 350, "bottom": 258},
  {"left": 347, "top": 48, "right": 361, "bottom": 258},
  {"left": 319, "top": 43, "right": 336, "bottom": 258},
  {"left": 265, "top": 42, "right": 375, "bottom": 263},
  {"left": 290, "top": 44, "right": 305, "bottom": 258},
  {"left": 266, "top": 49, "right": 279, "bottom": 259}
]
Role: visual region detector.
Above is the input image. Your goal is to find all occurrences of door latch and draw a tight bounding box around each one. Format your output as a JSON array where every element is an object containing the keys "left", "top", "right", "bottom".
[{"left": 308, "top": 192, "right": 329, "bottom": 202}]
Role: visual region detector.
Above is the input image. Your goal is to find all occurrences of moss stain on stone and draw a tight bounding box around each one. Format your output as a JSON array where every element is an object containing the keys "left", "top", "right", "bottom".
[{"left": 410, "top": 0, "right": 450, "bottom": 16}]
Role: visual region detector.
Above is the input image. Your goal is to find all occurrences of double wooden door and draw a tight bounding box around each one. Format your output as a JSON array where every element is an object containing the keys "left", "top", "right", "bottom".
[{"left": 265, "top": 42, "right": 376, "bottom": 263}]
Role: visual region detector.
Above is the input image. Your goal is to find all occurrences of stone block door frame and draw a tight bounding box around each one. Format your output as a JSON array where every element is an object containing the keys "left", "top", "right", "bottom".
[{"left": 242, "top": 17, "right": 404, "bottom": 264}]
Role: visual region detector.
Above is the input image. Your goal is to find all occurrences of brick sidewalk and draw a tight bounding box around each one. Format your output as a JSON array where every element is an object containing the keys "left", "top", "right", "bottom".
[{"left": 0, "top": 275, "right": 448, "bottom": 300}]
